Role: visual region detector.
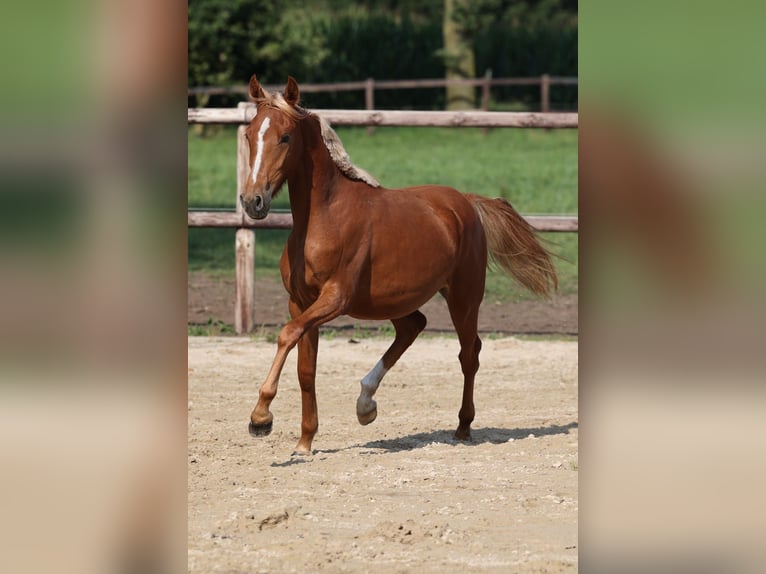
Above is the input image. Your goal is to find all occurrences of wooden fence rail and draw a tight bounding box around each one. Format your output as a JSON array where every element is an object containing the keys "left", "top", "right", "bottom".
[
  {"left": 189, "top": 103, "right": 578, "bottom": 333},
  {"left": 188, "top": 211, "right": 293, "bottom": 229},
  {"left": 188, "top": 107, "right": 578, "bottom": 129},
  {"left": 188, "top": 210, "right": 577, "bottom": 233},
  {"left": 188, "top": 74, "right": 578, "bottom": 113}
]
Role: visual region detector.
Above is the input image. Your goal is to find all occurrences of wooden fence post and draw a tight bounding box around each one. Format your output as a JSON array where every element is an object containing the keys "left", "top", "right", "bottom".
[
  {"left": 235, "top": 227, "right": 255, "bottom": 334},
  {"left": 541, "top": 74, "right": 550, "bottom": 113},
  {"left": 235, "top": 106, "right": 255, "bottom": 334},
  {"left": 481, "top": 69, "right": 492, "bottom": 111},
  {"left": 481, "top": 69, "right": 492, "bottom": 135},
  {"left": 365, "top": 78, "right": 375, "bottom": 135},
  {"left": 364, "top": 78, "right": 375, "bottom": 110}
]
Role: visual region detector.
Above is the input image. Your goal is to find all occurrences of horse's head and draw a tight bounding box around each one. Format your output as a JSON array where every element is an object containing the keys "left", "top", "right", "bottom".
[{"left": 240, "top": 75, "right": 304, "bottom": 220}]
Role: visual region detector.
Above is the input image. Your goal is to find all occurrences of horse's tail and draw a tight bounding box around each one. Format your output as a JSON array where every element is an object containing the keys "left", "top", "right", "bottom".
[{"left": 468, "top": 194, "right": 558, "bottom": 298}]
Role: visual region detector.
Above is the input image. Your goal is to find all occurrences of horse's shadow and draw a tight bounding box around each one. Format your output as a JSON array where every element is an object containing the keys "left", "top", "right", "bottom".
[
  {"left": 321, "top": 421, "right": 578, "bottom": 455},
  {"left": 269, "top": 422, "right": 578, "bottom": 465}
]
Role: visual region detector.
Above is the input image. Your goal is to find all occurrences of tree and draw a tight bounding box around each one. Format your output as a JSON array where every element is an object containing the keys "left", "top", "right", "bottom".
[
  {"left": 188, "top": 0, "right": 318, "bottom": 102},
  {"left": 442, "top": 0, "right": 476, "bottom": 110}
]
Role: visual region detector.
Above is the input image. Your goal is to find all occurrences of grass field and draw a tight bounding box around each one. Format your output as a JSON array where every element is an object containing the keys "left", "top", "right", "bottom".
[{"left": 189, "top": 125, "right": 578, "bottom": 301}]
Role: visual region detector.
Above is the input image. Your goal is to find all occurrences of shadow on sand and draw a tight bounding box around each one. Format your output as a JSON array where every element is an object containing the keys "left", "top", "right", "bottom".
[
  {"left": 270, "top": 422, "right": 577, "bottom": 465},
  {"left": 356, "top": 421, "right": 578, "bottom": 453}
]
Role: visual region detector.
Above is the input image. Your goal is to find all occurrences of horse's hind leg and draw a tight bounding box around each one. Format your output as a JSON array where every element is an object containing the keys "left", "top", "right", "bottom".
[
  {"left": 444, "top": 285, "right": 483, "bottom": 441},
  {"left": 356, "top": 310, "right": 427, "bottom": 425}
]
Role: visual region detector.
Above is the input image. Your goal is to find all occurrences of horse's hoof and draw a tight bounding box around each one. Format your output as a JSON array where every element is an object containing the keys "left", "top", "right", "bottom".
[
  {"left": 454, "top": 428, "right": 472, "bottom": 441},
  {"left": 249, "top": 421, "right": 273, "bottom": 437},
  {"left": 357, "top": 407, "right": 378, "bottom": 426},
  {"left": 291, "top": 449, "right": 312, "bottom": 457}
]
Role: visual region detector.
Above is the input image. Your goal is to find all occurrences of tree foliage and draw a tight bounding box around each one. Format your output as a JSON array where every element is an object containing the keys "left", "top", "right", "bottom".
[{"left": 188, "top": 0, "right": 577, "bottom": 110}]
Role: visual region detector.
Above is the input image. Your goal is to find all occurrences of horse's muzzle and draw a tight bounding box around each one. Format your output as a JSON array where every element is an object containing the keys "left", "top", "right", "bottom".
[{"left": 240, "top": 193, "right": 270, "bottom": 220}]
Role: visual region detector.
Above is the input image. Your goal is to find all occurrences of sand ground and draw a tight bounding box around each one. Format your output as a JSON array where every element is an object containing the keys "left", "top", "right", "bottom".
[{"left": 188, "top": 335, "right": 578, "bottom": 573}]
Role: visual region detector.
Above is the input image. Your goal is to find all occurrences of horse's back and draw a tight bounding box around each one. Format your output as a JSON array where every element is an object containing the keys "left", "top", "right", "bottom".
[
  {"left": 374, "top": 184, "right": 480, "bottom": 233},
  {"left": 392, "top": 184, "right": 485, "bottom": 252},
  {"left": 359, "top": 184, "right": 476, "bottom": 247},
  {"left": 395, "top": 184, "right": 474, "bottom": 212}
]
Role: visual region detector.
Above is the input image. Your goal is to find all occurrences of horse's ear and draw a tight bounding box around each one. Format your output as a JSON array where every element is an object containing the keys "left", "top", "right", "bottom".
[
  {"left": 248, "top": 74, "right": 265, "bottom": 101},
  {"left": 284, "top": 76, "right": 300, "bottom": 106}
]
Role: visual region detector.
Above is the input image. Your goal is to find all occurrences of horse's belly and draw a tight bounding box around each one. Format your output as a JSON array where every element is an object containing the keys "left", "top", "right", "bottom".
[
  {"left": 346, "top": 269, "right": 448, "bottom": 320},
  {"left": 346, "top": 292, "right": 436, "bottom": 321},
  {"left": 347, "top": 221, "right": 457, "bottom": 318}
]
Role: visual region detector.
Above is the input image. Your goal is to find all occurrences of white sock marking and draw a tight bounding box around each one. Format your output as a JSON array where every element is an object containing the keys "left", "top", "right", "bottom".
[
  {"left": 357, "top": 360, "right": 388, "bottom": 416},
  {"left": 251, "top": 116, "right": 271, "bottom": 184}
]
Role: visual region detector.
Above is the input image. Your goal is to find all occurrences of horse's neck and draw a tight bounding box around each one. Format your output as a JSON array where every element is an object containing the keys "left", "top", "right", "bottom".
[{"left": 287, "top": 119, "right": 340, "bottom": 229}]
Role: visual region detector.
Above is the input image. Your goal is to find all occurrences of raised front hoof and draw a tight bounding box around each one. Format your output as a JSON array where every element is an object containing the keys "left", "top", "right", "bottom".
[
  {"left": 249, "top": 420, "right": 273, "bottom": 437},
  {"left": 357, "top": 407, "right": 378, "bottom": 426}
]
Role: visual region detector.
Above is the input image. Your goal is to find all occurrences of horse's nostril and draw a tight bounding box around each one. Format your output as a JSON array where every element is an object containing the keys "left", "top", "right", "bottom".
[{"left": 254, "top": 195, "right": 263, "bottom": 210}]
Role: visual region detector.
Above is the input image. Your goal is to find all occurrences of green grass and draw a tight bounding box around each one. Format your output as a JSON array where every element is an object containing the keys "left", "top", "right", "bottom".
[
  {"left": 189, "top": 125, "right": 577, "bottom": 301},
  {"left": 187, "top": 318, "right": 236, "bottom": 336}
]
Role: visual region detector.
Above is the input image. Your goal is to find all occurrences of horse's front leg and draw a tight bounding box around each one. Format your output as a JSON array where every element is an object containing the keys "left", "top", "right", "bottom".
[
  {"left": 249, "top": 288, "right": 344, "bottom": 441},
  {"left": 294, "top": 325, "right": 319, "bottom": 455}
]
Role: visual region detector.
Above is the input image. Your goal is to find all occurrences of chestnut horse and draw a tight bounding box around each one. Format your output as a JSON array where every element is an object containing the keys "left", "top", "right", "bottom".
[{"left": 242, "top": 75, "right": 557, "bottom": 455}]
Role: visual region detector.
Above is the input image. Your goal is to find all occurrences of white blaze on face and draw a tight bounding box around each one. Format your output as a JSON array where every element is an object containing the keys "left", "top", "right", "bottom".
[
  {"left": 357, "top": 360, "right": 388, "bottom": 416},
  {"left": 251, "top": 116, "right": 271, "bottom": 185}
]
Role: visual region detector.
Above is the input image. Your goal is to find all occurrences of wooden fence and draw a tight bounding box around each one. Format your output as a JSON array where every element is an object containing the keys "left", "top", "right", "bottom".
[
  {"left": 189, "top": 107, "right": 578, "bottom": 128},
  {"left": 189, "top": 74, "right": 578, "bottom": 113},
  {"left": 188, "top": 103, "right": 578, "bottom": 333}
]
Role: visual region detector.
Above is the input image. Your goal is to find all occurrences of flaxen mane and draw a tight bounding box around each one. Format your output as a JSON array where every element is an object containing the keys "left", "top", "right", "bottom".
[{"left": 253, "top": 89, "right": 380, "bottom": 188}]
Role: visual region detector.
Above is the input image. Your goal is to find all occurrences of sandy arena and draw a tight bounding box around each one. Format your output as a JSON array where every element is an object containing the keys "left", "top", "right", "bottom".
[{"left": 188, "top": 335, "right": 578, "bottom": 572}]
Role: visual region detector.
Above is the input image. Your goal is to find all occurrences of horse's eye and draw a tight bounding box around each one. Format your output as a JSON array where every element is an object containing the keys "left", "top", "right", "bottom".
[{"left": 279, "top": 134, "right": 290, "bottom": 144}]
